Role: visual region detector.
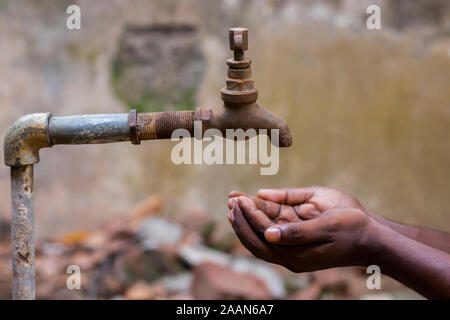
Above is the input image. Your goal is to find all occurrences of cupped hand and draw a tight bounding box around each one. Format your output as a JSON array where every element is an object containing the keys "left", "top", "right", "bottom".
[
  {"left": 228, "top": 195, "right": 376, "bottom": 272},
  {"left": 256, "top": 186, "right": 365, "bottom": 219},
  {"left": 228, "top": 186, "right": 364, "bottom": 224}
]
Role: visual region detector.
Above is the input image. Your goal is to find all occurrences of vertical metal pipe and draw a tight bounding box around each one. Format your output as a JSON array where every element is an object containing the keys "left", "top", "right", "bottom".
[{"left": 10, "top": 165, "right": 35, "bottom": 300}]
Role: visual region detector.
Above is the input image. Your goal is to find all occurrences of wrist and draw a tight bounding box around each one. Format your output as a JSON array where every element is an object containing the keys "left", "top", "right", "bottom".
[
  {"left": 358, "top": 217, "right": 394, "bottom": 267},
  {"left": 365, "top": 209, "right": 390, "bottom": 228},
  {"left": 365, "top": 209, "right": 415, "bottom": 239}
]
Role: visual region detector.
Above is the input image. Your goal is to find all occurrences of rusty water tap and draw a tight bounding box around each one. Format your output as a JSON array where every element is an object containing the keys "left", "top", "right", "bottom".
[
  {"left": 212, "top": 27, "right": 293, "bottom": 148},
  {"left": 3, "top": 27, "right": 292, "bottom": 300},
  {"left": 129, "top": 27, "right": 292, "bottom": 147}
]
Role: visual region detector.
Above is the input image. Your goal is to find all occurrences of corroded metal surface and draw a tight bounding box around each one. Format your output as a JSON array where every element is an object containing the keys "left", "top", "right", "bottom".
[
  {"left": 195, "top": 103, "right": 293, "bottom": 148},
  {"left": 219, "top": 27, "right": 292, "bottom": 147},
  {"left": 229, "top": 27, "right": 248, "bottom": 61},
  {"left": 129, "top": 109, "right": 140, "bottom": 145},
  {"left": 221, "top": 27, "right": 258, "bottom": 104},
  {"left": 10, "top": 165, "right": 35, "bottom": 300},
  {"left": 3, "top": 27, "right": 292, "bottom": 169},
  {"left": 133, "top": 104, "right": 292, "bottom": 148},
  {"left": 137, "top": 110, "right": 194, "bottom": 140},
  {"left": 3, "top": 113, "right": 51, "bottom": 167},
  {"left": 48, "top": 114, "right": 130, "bottom": 145}
]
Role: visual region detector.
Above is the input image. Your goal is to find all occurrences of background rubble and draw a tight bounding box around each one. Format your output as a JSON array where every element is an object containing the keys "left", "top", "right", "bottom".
[{"left": 0, "top": 195, "right": 423, "bottom": 299}]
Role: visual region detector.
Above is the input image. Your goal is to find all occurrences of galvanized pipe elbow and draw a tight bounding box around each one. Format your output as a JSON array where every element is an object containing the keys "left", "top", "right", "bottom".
[
  {"left": 3, "top": 113, "right": 51, "bottom": 167},
  {"left": 3, "top": 113, "right": 133, "bottom": 167}
]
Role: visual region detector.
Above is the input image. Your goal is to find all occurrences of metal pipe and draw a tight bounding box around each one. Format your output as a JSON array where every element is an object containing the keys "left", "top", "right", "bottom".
[
  {"left": 48, "top": 114, "right": 130, "bottom": 145},
  {"left": 10, "top": 165, "right": 35, "bottom": 300},
  {"left": 3, "top": 27, "right": 293, "bottom": 299},
  {"left": 136, "top": 110, "right": 195, "bottom": 141}
]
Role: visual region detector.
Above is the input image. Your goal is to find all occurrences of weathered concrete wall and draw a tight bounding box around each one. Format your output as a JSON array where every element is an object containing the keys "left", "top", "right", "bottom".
[{"left": 1, "top": 0, "right": 449, "bottom": 237}]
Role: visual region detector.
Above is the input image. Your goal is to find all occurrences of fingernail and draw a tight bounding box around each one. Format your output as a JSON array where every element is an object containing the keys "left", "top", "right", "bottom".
[
  {"left": 228, "top": 198, "right": 233, "bottom": 209},
  {"left": 237, "top": 196, "right": 250, "bottom": 206},
  {"left": 237, "top": 197, "right": 247, "bottom": 210},
  {"left": 265, "top": 227, "right": 281, "bottom": 242}
]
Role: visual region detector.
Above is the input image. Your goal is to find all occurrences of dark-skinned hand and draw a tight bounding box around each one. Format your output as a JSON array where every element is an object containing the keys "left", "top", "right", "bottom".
[
  {"left": 227, "top": 194, "right": 374, "bottom": 272},
  {"left": 226, "top": 187, "right": 450, "bottom": 299}
]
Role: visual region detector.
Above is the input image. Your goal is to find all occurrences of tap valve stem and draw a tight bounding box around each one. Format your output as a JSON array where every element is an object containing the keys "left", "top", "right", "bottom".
[
  {"left": 229, "top": 27, "right": 248, "bottom": 61},
  {"left": 222, "top": 27, "right": 258, "bottom": 104}
]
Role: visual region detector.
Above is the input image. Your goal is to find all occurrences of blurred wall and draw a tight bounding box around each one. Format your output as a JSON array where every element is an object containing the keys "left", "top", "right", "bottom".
[{"left": 1, "top": 0, "right": 449, "bottom": 238}]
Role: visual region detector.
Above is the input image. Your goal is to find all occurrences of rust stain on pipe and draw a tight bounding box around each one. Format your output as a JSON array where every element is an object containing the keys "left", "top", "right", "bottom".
[
  {"left": 10, "top": 165, "right": 35, "bottom": 300},
  {"left": 136, "top": 110, "right": 194, "bottom": 140},
  {"left": 3, "top": 113, "right": 51, "bottom": 167}
]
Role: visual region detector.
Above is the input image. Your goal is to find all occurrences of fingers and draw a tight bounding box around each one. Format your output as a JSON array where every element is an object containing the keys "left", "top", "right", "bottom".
[
  {"left": 252, "top": 195, "right": 318, "bottom": 222},
  {"left": 264, "top": 217, "right": 332, "bottom": 245},
  {"left": 229, "top": 190, "right": 319, "bottom": 222},
  {"left": 257, "top": 187, "right": 318, "bottom": 205},
  {"left": 228, "top": 198, "right": 233, "bottom": 210},
  {"left": 250, "top": 196, "right": 281, "bottom": 220},
  {"left": 229, "top": 190, "right": 248, "bottom": 198},
  {"left": 227, "top": 209, "right": 234, "bottom": 224},
  {"left": 228, "top": 191, "right": 249, "bottom": 209},
  {"left": 229, "top": 199, "right": 279, "bottom": 263},
  {"left": 237, "top": 196, "right": 275, "bottom": 234},
  {"left": 229, "top": 192, "right": 307, "bottom": 223},
  {"left": 293, "top": 203, "right": 321, "bottom": 220}
]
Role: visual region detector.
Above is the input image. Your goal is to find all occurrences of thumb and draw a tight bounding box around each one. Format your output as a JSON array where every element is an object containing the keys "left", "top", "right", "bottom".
[{"left": 264, "top": 218, "right": 330, "bottom": 245}]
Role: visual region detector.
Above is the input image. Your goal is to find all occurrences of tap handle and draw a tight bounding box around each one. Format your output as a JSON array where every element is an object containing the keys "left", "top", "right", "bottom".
[{"left": 229, "top": 27, "right": 248, "bottom": 61}]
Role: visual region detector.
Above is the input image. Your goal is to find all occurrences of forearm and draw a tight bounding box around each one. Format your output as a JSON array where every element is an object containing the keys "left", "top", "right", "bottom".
[
  {"left": 366, "top": 210, "right": 450, "bottom": 253},
  {"left": 367, "top": 221, "right": 450, "bottom": 299}
]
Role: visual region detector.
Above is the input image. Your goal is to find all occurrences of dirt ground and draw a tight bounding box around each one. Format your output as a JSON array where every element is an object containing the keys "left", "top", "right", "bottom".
[{"left": 0, "top": 194, "right": 423, "bottom": 299}]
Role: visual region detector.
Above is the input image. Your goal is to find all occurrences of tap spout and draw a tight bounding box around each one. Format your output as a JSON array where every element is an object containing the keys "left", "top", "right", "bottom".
[{"left": 195, "top": 103, "right": 292, "bottom": 147}]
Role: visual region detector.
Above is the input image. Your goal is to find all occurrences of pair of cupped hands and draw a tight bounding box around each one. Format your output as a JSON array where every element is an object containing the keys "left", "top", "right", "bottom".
[{"left": 227, "top": 187, "right": 381, "bottom": 272}]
